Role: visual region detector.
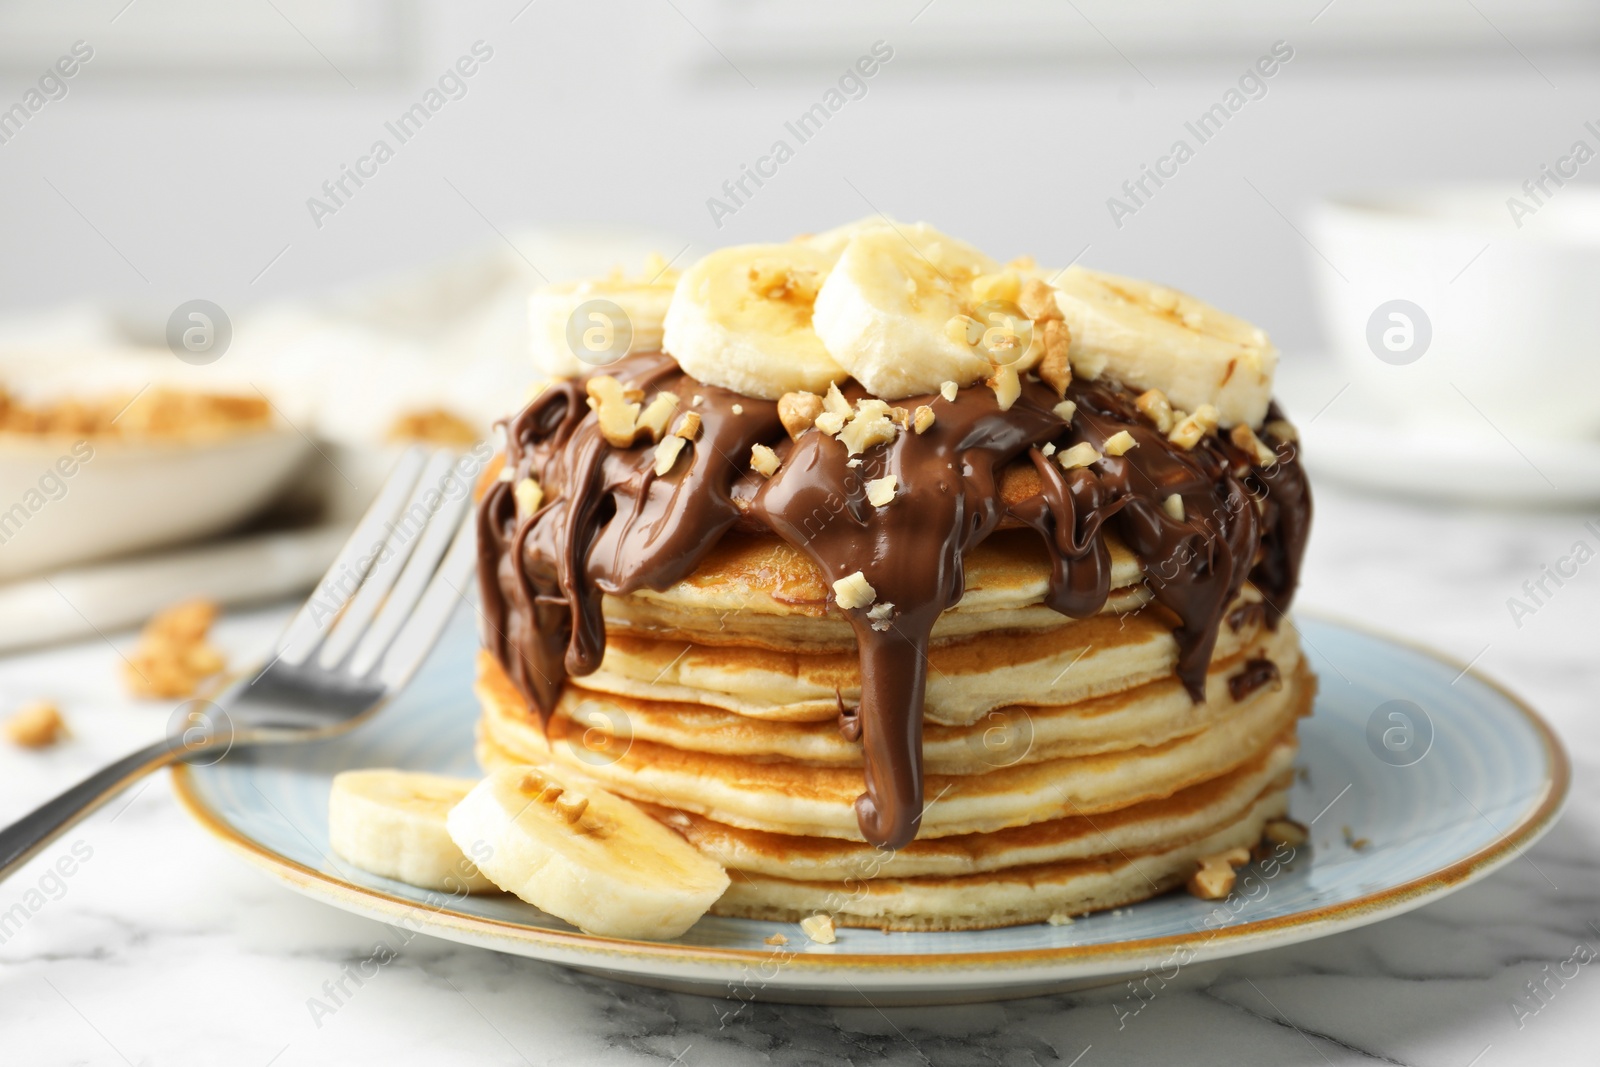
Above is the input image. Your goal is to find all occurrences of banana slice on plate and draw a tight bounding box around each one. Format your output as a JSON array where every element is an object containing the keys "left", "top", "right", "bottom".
[
  {"left": 529, "top": 260, "right": 678, "bottom": 379},
  {"left": 662, "top": 242, "right": 847, "bottom": 399},
  {"left": 328, "top": 770, "right": 498, "bottom": 894},
  {"left": 811, "top": 221, "right": 1001, "bottom": 399},
  {"left": 446, "top": 764, "right": 730, "bottom": 940},
  {"left": 1050, "top": 266, "right": 1277, "bottom": 428}
]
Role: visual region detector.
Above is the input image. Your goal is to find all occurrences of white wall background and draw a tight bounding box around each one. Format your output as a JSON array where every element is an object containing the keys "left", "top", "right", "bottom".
[{"left": 0, "top": 0, "right": 1596, "bottom": 355}]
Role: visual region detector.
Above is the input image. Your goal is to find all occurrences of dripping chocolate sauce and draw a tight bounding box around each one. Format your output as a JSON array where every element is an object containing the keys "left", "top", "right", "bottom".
[{"left": 477, "top": 351, "right": 1312, "bottom": 851}]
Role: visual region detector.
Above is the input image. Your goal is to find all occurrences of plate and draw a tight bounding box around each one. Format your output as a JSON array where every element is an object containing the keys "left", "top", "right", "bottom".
[
  {"left": 0, "top": 428, "right": 310, "bottom": 581},
  {"left": 174, "top": 613, "right": 1568, "bottom": 1005}
]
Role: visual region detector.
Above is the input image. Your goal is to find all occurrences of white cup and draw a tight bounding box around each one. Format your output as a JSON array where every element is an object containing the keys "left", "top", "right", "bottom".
[{"left": 1308, "top": 186, "right": 1600, "bottom": 442}]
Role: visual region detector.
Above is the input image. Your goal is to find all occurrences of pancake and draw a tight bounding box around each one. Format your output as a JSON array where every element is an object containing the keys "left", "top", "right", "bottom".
[
  {"left": 476, "top": 648, "right": 1313, "bottom": 840},
  {"left": 710, "top": 781, "right": 1292, "bottom": 931},
  {"left": 576, "top": 587, "right": 1272, "bottom": 726},
  {"left": 554, "top": 623, "right": 1300, "bottom": 770},
  {"left": 600, "top": 529, "right": 1156, "bottom": 652},
  {"left": 478, "top": 727, "right": 1295, "bottom": 931},
  {"left": 642, "top": 737, "right": 1299, "bottom": 881}
]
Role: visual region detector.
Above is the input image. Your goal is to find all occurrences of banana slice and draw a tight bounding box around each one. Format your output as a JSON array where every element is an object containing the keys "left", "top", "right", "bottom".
[
  {"left": 529, "top": 261, "right": 678, "bottom": 379},
  {"left": 797, "top": 214, "right": 900, "bottom": 258},
  {"left": 328, "top": 770, "right": 498, "bottom": 894},
  {"left": 446, "top": 764, "right": 729, "bottom": 940},
  {"left": 1050, "top": 266, "right": 1277, "bottom": 428},
  {"left": 662, "top": 243, "right": 847, "bottom": 399},
  {"left": 811, "top": 222, "right": 1001, "bottom": 399}
]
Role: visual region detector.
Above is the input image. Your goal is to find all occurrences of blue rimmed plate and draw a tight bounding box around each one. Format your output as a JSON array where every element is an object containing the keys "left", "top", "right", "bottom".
[{"left": 173, "top": 614, "right": 1568, "bottom": 1005}]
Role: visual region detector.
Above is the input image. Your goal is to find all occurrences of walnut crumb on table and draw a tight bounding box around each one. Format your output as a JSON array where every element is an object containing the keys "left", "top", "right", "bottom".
[
  {"left": 5, "top": 701, "right": 66, "bottom": 749},
  {"left": 123, "top": 600, "right": 228, "bottom": 700}
]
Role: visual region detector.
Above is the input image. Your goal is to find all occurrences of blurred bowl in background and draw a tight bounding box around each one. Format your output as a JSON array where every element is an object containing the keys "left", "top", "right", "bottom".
[
  {"left": 0, "top": 428, "right": 310, "bottom": 582},
  {"left": 1309, "top": 185, "right": 1600, "bottom": 443}
]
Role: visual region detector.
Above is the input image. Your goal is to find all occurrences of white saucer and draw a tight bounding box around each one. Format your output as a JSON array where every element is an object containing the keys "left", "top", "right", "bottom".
[{"left": 1277, "top": 359, "right": 1600, "bottom": 506}]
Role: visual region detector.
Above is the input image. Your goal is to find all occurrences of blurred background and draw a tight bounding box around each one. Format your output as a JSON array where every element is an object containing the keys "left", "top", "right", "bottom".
[{"left": 1, "top": 0, "right": 1598, "bottom": 638}]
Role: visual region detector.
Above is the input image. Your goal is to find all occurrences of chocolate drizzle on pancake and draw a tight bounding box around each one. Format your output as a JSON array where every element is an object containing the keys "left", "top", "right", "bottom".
[
  {"left": 1229, "top": 658, "right": 1282, "bottom": 702},
  {"left": 478, "top": 351, "right": 1311, "bottom": 850}
]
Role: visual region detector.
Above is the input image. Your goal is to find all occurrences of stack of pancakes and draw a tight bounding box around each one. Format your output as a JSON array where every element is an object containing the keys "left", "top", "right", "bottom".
[{"left": 476, "top": 528, "right": 1311, "bottom": 932}]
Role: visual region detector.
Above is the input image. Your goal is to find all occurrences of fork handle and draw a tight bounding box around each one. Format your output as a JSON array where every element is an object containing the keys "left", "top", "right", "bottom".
[{"left": 0, "top": 735, "right": 192, "bottom": 883}]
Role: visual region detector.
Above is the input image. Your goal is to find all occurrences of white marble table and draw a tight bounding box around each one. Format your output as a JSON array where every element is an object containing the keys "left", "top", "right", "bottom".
[{"left": 2, "top": 482, "right": 1596, "bottom": 1066}]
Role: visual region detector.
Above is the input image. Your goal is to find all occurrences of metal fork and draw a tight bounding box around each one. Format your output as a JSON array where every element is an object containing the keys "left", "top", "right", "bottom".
[{"left": 0, "top": 446, "right": 483, "bottom": 884}]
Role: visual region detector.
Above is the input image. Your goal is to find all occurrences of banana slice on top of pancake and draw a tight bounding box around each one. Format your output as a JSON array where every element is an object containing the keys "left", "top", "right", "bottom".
[
  {"left": 328, "top": 770, "right": 498, "bottom": 894},
  {"left": 446, "top": 763, "right": 730, "bottom": 940},
  {"left": 662, "top": 242, "right": 848, "bottom": 399},
  {"left": 529, "top": 258, "right": 679, "bottom": 379},
  {"left": 811, "top": 222, "right": 1008, "bottom": 399},
  {"left": 1049, "top": 266, "right": 1277, "bottom": 428}
]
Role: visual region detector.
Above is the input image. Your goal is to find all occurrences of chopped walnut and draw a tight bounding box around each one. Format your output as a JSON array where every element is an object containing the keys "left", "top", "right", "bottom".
[
  {"left": 764, "top": 933, "right": 789, "bottom": 946},
  {"left": 1163, "top": 493, "right": 1185, "bottom": 521},
  {"left": 1186, "top": 846, "right": 1251, "bottom": 900},
  {"left": 1038, "top": 321, "right": 1072, "bottom": 397},
  {"left": 635, "top": 391, "right": 680, "bottom": 442},
  {"left": 673, "top": 411, "right": 702, "bottom": 440},
  {"left": 839, "top": 402, "right": 896, "bottom": 456},
  {"left": 823, "top": 382, "right": 853, "bottom": 419},
  {"left": 865, "top": 475, "right": 897, "bottom": 507},
  {"left": 5, "top": 701, "right": 66, "bottom": 749},
  {"left": 778, "top": 391, "right": 823, "bottom": 439},
  {"left": 831, "top": 571, "right": 876, "bottom": 610},
  {"left": 1168, "top": 404, "right": 1220, "bottom": 450},
  {"left": 814, "top": 411, "right": 847, "bottom": 436},
  {"left": 1264, "top": 418, "right": 1298, "bottom": 444},
  {"left": 1135, "top": 389, "right": 1176, "bottom": 433},
  {"left": 514, "top": 478, "right": 544, "bottom": 516},
  {"left": 750, "top": 443, "right": 780, "bottom": 477},
  {"left": 987, "top": 362, "right": 1021, "bottom": 412},
  {"left": 586, "top": 376, "right": 643, "bottom": 448},
  {"left": 939, "top": 381, "right": 959, "bottom": 402},
  {"left": 1103, "top": 430, "right": 1138, "bottom": 456},
  {"left": 1053, "top": 400, "right": 1077, "bottom": 424},
  {"left": 1230, "top": 424, "right": 1279, "bottom": 466},
  {"left": 123, "top": 600, "right": 227, "bottom": 700},
  {"left": 731, "top": 404, "right": 745, "bottom": 416},
  {"left": 654, "top": 435, "right": 687, "bottom": 476},
  {"left": 799, "top": 913, "right": 837, "bottom": 944},
  {"left": 1018, "top": 278, "right": 1062, "bottom": 322},
  {"left": 387, "top": 408, "right": 479, "bottom": 445},
  {"left": 1041, "top": 442, "right": 1056, "bottom": 457},
  {"left": 1056, "top": 442, "right": 1099, "bottom": 470},
  {"left": 978, "top": 319, "right": 1025, "bottom": 366},
  {"left": 0, "top": 387, "right": 272, "bottom": 440},
  {"left": 912, "top": 405, "right": 936, "bottom": 434}
]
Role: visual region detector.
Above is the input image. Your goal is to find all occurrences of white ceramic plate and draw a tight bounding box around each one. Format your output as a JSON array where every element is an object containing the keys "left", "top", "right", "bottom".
[
  {"left": 0, "top": 429, "right": 310, "bottom": 580},
  {"left": 174, "top": 613, "right": 1569, "bottom": 1005}
]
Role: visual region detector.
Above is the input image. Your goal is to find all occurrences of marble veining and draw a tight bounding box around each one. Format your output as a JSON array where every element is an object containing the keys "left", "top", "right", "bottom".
[{"left": 1, "top": 482, "right": 1597, "bottom": 1066}]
